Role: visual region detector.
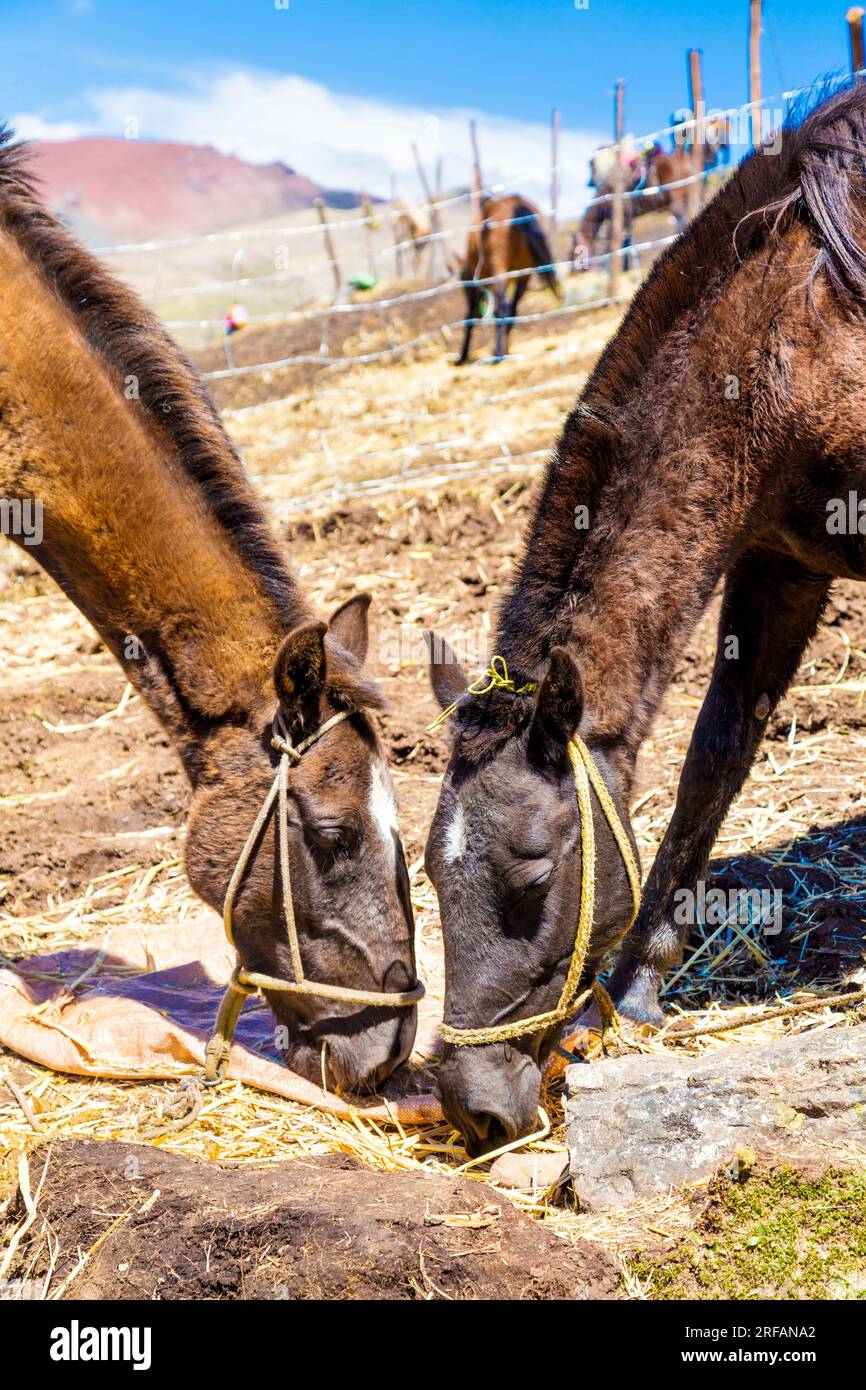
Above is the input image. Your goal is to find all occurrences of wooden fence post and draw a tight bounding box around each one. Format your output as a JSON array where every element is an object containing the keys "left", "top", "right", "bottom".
[
  {"left": 314, "top": 197, "right": 341, "bottom": 297},
  {"left": 469, "top": 118, "right": 483, "bottom": 226},
  {"left": 609, "top": 80, "right": 625, "bottom": 299},
  {"left": 389, "top": 175, "right": 404, "bottom": 279},
  {"left": 549, "top": 107, "right": 560, "bottom": 250},
  {"left": 434, "top": 155, "right": 445, "bottom": 279},
  {"left": 411, "top": 142, "right": 444, "bottom": 281},
  {"left": 848, "top": 7, "right": 865, "bottom": 72},
  {"left": 749, "top": 0, "right": 763, "bottom": 147},
  {"left": 362, "top": 192, "right": 377, "bottom": 278},
  {"left": 687, "top": 48, "right": 705, "bottom": 217}
]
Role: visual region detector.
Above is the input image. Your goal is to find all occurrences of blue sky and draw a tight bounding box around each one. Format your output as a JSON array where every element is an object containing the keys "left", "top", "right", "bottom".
[{"left": 3, "top": 0, "right": 854, "bottom": 208}]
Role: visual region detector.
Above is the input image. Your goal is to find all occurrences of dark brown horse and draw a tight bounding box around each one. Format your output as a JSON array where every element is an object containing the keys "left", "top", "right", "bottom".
[
  {"left": 571, "top": 147, "right": 701, "bottom": 270},
  {"left": 0, "top": 130, "right": 419, "bottom": 1094},
  {"left": 426, "top": 82, "right": 866, "bottom": 1151},
  {"left": 457, "top": 194, "right": 562, "bottom": 365}
]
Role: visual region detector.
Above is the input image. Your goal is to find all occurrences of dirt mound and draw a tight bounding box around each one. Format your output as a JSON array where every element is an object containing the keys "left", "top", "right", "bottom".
[{"left": 5, "top": 1141, "right": 619, "bottom": 1300}]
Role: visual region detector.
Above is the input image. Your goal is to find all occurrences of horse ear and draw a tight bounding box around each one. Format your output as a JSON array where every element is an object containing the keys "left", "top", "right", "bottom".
[
  {"left": 425, "top": 631, "right": 468, "bottom": 710},
  {"left": 529, "top": 646, "right": 583, "bottom": 765},
  {"left": 328, "top": 593, "right": 370, "bottom": 664},
  {"left": 274, "top": 621, "right": 328, "bottom": 708}
]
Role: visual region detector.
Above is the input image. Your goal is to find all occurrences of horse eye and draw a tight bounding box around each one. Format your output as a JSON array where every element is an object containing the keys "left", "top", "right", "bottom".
[
  {"left": 305, "top": 821, "right": 358, "bottom": 857},
  {"left": 521, "top": 865, "right": 554, "bottom": 899},
  {"left": 503, "top": 860, "right": 554, "bottom": 935},
  {"left": 505, "top": 858, "right": 554, "bottom": 902}
]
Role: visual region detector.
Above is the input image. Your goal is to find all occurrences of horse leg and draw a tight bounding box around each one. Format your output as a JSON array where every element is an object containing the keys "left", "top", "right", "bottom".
[
  {"left": 505, "top": 277, "right": 528, "bottom": 356},
  {"left": 628, "top": 207, "right": 642, "bottom": 270},
  {"left": 609, "top": 550, "right": 831, "bottom": 1025},
  {"left": 492, "top": 283, "right": 509, "bottom": 362},
  {"left": 623, "top": 212, "right": 638, "bottom": 272},
  {"left": 456, "top": 283, "right": 478, "bottom": 366}
]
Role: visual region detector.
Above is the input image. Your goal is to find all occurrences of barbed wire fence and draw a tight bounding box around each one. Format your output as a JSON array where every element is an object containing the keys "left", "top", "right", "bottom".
[{"left": 95, "top": 66, "right": 864, "bottom": 516}]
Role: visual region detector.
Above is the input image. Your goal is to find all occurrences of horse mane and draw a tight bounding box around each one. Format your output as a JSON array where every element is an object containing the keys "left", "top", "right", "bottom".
[
  {"left": 589, "top": 76, "right": 866, "bottom": 410},
  {"left": 493, "top": 77, "right": 866, "bottom": 688},
  {"left": 0, "top": 125, "right": 307, "bottom": 632}
]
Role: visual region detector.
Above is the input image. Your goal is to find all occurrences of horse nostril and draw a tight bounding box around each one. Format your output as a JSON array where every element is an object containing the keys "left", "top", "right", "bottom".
[
  {"left": 464, "top": 1108, "right": 518, "bottom": 1153},
  {"left": 369, "top": 1016, "right": 414, "bottom": 1090},
  {"left": 373, "top": 1056, "right": 398, "bottom": 1088}
]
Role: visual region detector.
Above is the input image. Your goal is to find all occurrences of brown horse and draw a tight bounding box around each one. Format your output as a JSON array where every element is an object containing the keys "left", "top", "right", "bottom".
[
  {"left": 457, "top": 195, "right": 562, "bottom": 366},
  {"left": 571, "top": 147, "right": 701, "bottom": 270},
  {"left": 426, "top": 81, "right": 866, "bottom": 1152},
  {"left": 391, "top": 198, "right": 431, "bottom": 278},
  {"left": 0, "top": 130, "right": 420, "bottom": 1094}
]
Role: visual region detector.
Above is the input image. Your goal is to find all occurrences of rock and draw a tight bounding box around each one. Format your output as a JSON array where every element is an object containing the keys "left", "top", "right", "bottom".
[
  {"left": 565, "top": 1023, "right": 866, "bottom": 1210},
  {"left": 488, "top": 1150, "right": 569, "bottom": 1190},
  {"left": 3, "top": 1140, "right": 619, "bottom": 1300}
]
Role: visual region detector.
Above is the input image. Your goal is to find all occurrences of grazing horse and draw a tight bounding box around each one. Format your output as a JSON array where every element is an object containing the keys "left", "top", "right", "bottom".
[
  {"left": 457, "top": 194, "right": 562, "bottom": 366},
  {"left": 391, "top": 198, "right": 431, "bottom": 278},
  {"left": 572, "top": 147, "right": 701, "bottom": 269},
  {"left": 0, "top": 130, "right": 421, "bottom": 1094},
  {"left": 425, "top": 82, "right": 866, "bottom": 1152}
]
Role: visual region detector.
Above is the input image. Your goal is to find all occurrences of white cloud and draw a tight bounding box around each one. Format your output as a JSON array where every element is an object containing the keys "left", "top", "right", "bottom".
[
  {"left": 9, "top": 113, "right": 86, "bottom": 142},
  {"left": 13, "top": 69, "right": 606, "bottom": 213}
]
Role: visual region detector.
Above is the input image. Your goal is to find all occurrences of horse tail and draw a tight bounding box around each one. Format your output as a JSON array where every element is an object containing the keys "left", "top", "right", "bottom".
[{"left": 516, "top": 202, "right": 563, "bottom": 299}]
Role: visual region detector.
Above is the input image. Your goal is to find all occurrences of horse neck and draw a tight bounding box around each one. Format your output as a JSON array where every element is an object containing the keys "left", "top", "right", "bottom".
[
  {"left": 498, "top": 394, "right": 732, "bottom": 771},
  {"left": 580, "top": 199, "right": 606, "bottom": 240},
  {"left": 0, "top": 228, "right": 311, "bottom": 776}
]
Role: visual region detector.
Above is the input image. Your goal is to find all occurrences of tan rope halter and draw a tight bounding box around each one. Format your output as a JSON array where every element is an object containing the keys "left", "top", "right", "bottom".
[
  {"left": 430, "top": 657, "right": 641, "bottom": 1048},
  {"left": 203, "top": 708, "right": 424, "bottom": 1084}
]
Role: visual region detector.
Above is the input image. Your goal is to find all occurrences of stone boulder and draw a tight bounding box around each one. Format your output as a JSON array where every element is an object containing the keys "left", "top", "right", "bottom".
[{"left": 565, "top": 1023, "right": 866, "bottom": 1209}]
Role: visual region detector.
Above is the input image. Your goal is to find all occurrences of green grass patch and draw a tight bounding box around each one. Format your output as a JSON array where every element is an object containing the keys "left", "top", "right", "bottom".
[{"left": 629, "top": 1165, "right": 866, "bottom": 1300}]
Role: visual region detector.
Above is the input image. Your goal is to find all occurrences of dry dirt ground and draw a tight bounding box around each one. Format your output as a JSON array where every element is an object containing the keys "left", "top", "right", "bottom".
[
  {"left": 2, "top": 279, "right": 865, "bottom": 1297},
  {"left": 3, "top": 1140, "right": 618, "bottom": 1301}
]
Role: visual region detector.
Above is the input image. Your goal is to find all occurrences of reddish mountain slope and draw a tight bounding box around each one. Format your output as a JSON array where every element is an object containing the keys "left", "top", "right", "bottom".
[{"left": 29, "top": 137, "right": 357, "bottom": 243}]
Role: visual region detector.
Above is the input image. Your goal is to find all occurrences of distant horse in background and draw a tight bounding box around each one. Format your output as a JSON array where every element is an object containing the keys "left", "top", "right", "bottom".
[
  {"left": 572, "top": 146, "right": 702, "bottom": 270},
  {"left": 391, "top": 198, "right": 432, "bottom": 278},
  {"left": 457, "top": 194, "right": 563, "bottom": 365}
]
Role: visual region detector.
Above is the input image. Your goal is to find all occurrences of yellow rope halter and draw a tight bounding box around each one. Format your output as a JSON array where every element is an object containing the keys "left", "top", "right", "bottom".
[
  {"left": 203, "top": 708, "right": 424, "bottom": 1085},
  {"left": 430, "top": 656, "right": 641, "bottom": 1047},
  {"left": 427, "top": 653, "right": 539, "bottom": 732}
]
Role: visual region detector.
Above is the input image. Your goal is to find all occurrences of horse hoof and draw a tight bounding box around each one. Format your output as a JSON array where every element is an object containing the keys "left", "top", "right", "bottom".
[{"left": 611, "top": 972, "right": 665, "bottom": 1028}]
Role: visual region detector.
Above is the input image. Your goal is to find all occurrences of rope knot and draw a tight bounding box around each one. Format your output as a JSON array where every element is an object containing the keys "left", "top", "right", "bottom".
[
  {"left": 427, "top": 654, "right": 538, "bottom": 732},
  {"left": 270, "top": 731, "right": 302, "bottom": 761},
  {"left": 467, "top": 654, "right": 538, "bottom": 698}
]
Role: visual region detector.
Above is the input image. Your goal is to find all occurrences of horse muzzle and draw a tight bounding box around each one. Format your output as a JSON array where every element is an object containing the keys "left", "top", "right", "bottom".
[{"left": 437, "top": 1042, "right": 542, "bottom": 1157}]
